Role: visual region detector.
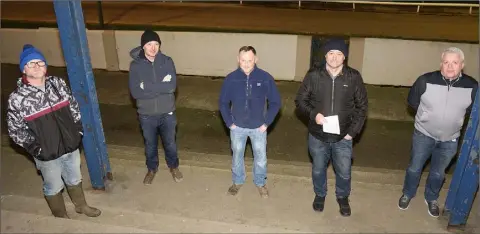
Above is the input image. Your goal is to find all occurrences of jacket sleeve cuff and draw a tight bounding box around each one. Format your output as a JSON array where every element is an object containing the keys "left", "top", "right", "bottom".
[{"left": 309, "top": 111, "right": 317, "bottom": 120}]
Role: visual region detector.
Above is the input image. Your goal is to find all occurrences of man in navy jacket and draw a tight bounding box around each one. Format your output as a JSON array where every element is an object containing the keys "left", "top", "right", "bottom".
[
  {"left": 219, "top": 46, "right": 281, "bottom": 198},
  {"left": 128, "top": 29, "right": 183, "bottom": 185}
]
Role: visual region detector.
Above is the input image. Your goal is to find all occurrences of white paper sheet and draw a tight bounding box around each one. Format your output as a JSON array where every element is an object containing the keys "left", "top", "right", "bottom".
[{"left": 322, "top": 115, "right": 340, "bottom": 135}]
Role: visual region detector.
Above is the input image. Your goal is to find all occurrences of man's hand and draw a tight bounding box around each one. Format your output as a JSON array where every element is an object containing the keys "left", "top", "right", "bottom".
[
  {"left": 230, "top": 124, "right": 237, "bottom": 130},
  {"left": 344, "top": 134, "right": 353, "bottom": 140},
  {"left": 315, "top": 113, "right": 327, "bottom": 125},
  {"left": 258, "top": 124, "right": 268, "bottom": 133}
]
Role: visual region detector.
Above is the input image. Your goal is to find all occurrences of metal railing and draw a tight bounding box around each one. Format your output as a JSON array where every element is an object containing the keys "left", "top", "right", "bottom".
[{"left": 238, "top": 1, "right": 479, "bottom": 15}]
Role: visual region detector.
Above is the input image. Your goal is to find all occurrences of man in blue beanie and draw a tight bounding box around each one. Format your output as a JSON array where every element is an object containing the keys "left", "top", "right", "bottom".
[
  {"left": 295, "top": 38, "right": 368, "bottom": 217},
  {"left": 7, "top": 44, "right": 101, "bottom": 219}
]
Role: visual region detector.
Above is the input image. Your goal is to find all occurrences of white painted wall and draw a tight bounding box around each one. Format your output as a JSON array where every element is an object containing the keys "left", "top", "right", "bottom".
[
  {"left": 1, "top": 28, "right": 478, "bottom": 86},
  {"left": 358, "top": 38, "right": 479, "bottom": 86},
  {"left": 0, "top": 28, "right": 107, "bottom": 70},
  {"left": 115, "top": 31, "right": 307, "bottom": 80}
]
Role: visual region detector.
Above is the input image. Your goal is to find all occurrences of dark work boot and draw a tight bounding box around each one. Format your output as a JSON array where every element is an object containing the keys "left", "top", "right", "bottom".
[
  {"left": 143, "top": 170, "right": 156, "bottom": 185},
  {"left": 313, "top": 195, "right": 326, "bottom": 212},
  {"left": 227, "top": 184, "right": 243, "bottom": 196},
  {"left": 45, "top": 192, "right": 69, "bottom": 219},
  {"left": 66, "top": 182, "right": 101, "bottom": 217},
  {"left": 337, "top": 196, "right": 351, "bottom": 217},
  {"left": 170, "top": 168, "right": 183, "bottom": 183}
]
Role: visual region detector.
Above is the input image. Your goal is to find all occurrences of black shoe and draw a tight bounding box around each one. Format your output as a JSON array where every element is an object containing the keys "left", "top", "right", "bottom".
[
  {"left": 425, "top": 200, "right": 440, "bottom": 217},
  {"left": 312, "top": 195, "right": 325, "bottom": 212},
  {"left": 337, "top": 197, "right": 351, "bottom": 217},
  {"left": 398, "top": 194, "right": 411, "bottom": 210}
]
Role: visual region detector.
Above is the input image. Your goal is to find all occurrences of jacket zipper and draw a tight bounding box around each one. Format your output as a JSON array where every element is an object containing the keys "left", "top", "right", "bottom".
[
  {"left": 152, "top": 60, "right": 158, "bottom": 113},
  {"left": 331, "top": 78, "right": 335, "bottom": 113},
  {"left": 245, "top": 75, "right": 250, "bottom": 110},
  {"left": 441, "top": 77, "right": 460, "bottom": 122},
  {"left": 32, "top": 80, "right": 65, "bottom": 155}
]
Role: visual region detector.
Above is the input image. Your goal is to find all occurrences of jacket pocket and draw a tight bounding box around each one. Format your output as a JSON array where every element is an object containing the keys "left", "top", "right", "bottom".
[{"left": 252, "top": 81, "right": 267, "bottom": 99}]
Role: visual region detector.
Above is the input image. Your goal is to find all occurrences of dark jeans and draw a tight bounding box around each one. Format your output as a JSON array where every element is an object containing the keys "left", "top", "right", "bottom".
[
  {"left": 139, "top": 112, "right": 179, "bottom": 171},
  {"left": 402, "top": 129, "right": 458, "bottom": 201},
  {"left": 308, "top": 133, "right": 353, "bottom": 198}
]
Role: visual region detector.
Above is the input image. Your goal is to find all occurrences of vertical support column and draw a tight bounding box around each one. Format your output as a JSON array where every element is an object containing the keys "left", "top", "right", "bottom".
[
  {"left": 97, "top": 1, "right": 105, "bottom": 29},
  {"left": 53, "top": 0, "right": 112, "bottom": 190},
  {"left": 444, "top": 90, "right": 479, "bottom": 230}
]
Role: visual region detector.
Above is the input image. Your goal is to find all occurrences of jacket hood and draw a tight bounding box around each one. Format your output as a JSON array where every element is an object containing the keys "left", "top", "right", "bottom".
[
  {"left": 129, "top": 46, "right": 143, "bottom": 60},
  {"left": 129, "top": 46, "right": 168, "bottom": 65}
]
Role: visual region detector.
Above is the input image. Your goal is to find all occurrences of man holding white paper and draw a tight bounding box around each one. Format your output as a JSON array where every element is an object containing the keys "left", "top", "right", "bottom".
[{"left": 295, "top": 38, "right": 368, "bottom": 217}]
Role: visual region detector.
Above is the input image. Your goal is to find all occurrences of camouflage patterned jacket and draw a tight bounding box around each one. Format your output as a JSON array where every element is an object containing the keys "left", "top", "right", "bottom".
[{"left": 7, "top": 76, "right": 83, "bottom": 161}]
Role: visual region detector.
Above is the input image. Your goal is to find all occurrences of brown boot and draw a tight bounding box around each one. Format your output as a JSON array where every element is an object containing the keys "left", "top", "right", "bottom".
[
  {"left": 45, "top": 192, "right": 70, "bottom": 218},
  {"left": 170, "top": 168, "right": 183, "bottom": 182},
  {"left": 143, "top": 170, "right": 156, "bottom": 185},
  {"left": 66, "top": 182, "right": 101, "bottom": 217},
  {"left": 257, "top": 185, "right": 269, "bottom": 198},
  {"left": 227, "top": 184, "right": 242, "bottom": 196}
]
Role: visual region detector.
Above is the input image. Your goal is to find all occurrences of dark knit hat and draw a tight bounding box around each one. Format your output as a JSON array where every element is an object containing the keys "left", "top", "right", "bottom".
[
  {"left": 141, "top": 29, "right": 161, "bottom": 48},
  {"left": 322, "top": 38, "right": 348, "bottom": 57},
  {"left": 19, "top": 44, "right": 47, "bottom": 72}
]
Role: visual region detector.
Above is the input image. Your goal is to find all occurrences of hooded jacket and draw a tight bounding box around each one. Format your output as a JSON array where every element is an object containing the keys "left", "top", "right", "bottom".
[
  {"left": 7, "top": 76, "right": 83, "bottom": 161},
  {"left": 128, "top": 46, "right": 177, "bottom": 116}
]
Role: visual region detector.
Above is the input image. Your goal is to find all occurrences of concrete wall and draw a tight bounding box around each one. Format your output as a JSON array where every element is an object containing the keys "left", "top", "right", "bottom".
[
  {"left": 1, "top": 28, "right": 478, "bottom": 86},
  {"left": 350, "top": 38, "right": 479, "bottom": 86},
  {"left": 115, "top": 31, "right": 310, "bottom": 81},
  {"left": 0, "top": 28, "right": 107, "bottom": 70}
]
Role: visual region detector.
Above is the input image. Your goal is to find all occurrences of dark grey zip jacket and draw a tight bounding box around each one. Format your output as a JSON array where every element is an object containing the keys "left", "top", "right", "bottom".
[{"left": 128, "top": 46, "right": 177, "bottom": 115}]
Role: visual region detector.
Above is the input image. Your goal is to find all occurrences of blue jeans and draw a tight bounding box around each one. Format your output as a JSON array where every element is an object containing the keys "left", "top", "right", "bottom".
[
  {"left": 402, "top": 129, "right": 458, "bottom": 201},
  {"left": 34, "top": 149, "right": 82, "bottom": 196},
  {"left": 308, "top": 134, "right": 353, "bottom": 198},
  {"left": 230, "top": 126, "right": 267, "bottom": 187},
  {"left": 139, "top": 112, "right": 179, "bottom": 171}
]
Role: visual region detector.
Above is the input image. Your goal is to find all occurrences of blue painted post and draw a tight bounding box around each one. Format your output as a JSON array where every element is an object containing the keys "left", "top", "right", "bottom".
[
  {"left": 53, "top": 0, "right": 112, "bottom": 190},
  {"left": 444, "top": 89, "right": 479, "bottom": 229}
]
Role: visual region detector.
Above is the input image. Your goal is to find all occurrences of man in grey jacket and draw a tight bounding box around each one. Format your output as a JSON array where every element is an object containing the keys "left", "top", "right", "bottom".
[
  {"left": 128, "top": 29, "right": 183, "bottom": 185},
  {"left": 398, "top": 47, "right": 478, "bottom": 217}
]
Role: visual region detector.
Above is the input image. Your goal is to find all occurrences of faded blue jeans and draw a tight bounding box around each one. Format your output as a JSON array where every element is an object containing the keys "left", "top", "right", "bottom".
[
  {"left": 308, "top": 134, "right": 353, "bottom": 198},
  {"left": 34, "top": 149, "right": 82, "bottom": 196},
  {"left": 402, "top": 129, "right": 458, "bottom": 201},
  {"left": 230, "top": 126, "right": 267, "bottom": 187},
  {"left": 139, "top": 112, "right": 179, "bottom": 171}
]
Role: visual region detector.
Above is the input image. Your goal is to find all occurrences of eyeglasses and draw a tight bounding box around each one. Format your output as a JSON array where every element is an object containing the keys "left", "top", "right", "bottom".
[{"left": 26, "top": 61, "right": 46, "bottom": 68}]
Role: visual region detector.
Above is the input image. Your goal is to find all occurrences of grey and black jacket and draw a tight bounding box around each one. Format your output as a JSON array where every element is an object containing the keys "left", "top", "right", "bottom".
[
  {"left": 7, "top": 76, "right": 83, "bottom": 161},
  {"left": 408, "top": 71, "right": 478, "bottom": 142},
  {"left": 128, "top": 46, "right": 177, "bottom": 116}
]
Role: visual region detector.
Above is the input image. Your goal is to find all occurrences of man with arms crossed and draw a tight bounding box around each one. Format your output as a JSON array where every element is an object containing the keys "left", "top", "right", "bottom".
[{"left": 129, "top": 29, "right": 183, "bottom": 185}]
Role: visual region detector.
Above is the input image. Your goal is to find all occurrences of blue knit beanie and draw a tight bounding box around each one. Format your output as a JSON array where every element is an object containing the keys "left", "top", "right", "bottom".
[
  {"left": 19, "top": 44, "right": 47, "bottom": 72},
  {"left": 322, "top": 38, "right": 348, "bottom": 57}
]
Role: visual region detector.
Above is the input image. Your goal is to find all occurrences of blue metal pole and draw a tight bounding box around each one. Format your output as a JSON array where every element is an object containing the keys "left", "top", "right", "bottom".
[
  {"left": 443, "top": 89, "right": 479, "bottom": 229},
  {"left": 445, "top": 89, "right": 479, "bottom": 212},
  {"left": 448, "top": 126, "right": 478, "bottom": 228},
  {"left": 53, "top": 0, "right": 112, "bottom": 190}
]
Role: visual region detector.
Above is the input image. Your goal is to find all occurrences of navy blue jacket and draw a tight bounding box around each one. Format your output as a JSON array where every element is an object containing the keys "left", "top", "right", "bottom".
[
  {"left": 128, "top": 46, "right": 177, "bottom": 116},
  {"left": 219, "top": 66, "right": 281, "bottom": 129}
]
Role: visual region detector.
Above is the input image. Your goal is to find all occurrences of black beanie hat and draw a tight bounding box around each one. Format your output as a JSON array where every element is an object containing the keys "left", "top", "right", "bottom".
[
  {"left": 322, "top": 38, "right": 348, "bottom": 57},
  {"left": 141, "top": 29, "right": 161, "bottom": 48}
]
